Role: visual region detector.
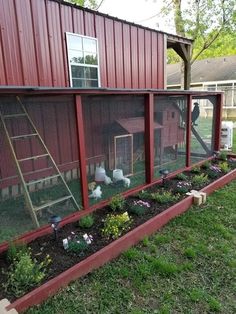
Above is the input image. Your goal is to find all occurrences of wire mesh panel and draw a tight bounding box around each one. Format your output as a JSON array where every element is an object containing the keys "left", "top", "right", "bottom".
[
  {"left": 154, "top": 95, "right": 187, "bottom": 178},
  {"left": 82, "top": 95, "right": 145, "bottom": 205},
  {"left": 190, "top": 96, "right": 216, "bottom": 164},
  {"left": 0, "top": 95, "right": 82, "bottom": 242},
  {"left": 114, "top": 135, "right": 133, "bottom": 176}
]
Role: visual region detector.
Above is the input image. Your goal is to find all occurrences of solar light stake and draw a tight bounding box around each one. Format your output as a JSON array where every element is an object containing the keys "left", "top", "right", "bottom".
[
  {"left": 159, "top": 169, "right": 169, "bottom": 186},
  {"left": 49, "top": 215, "right": 62, "bottom": 240}
]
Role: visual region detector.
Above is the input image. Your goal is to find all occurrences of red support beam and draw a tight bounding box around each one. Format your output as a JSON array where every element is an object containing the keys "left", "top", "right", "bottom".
[
  {"left": 186, "top": 95, "right": 192, "bottom": 167},
  {"left": 214, "top": 93, "right": 223, "bottom": 151},
  {"left": 145, "top": 93, "right": 154, "bottom": 183},
  {"left": 75, "top": 95, "right": 89, "bottom": 210}
]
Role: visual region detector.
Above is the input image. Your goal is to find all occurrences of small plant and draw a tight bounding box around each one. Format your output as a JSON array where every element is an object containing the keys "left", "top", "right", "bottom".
[
  {"left": 207, "top": 165, "right": 221, "bottom": 179},
  {"left": 175, "top": 181, "right": 192, "bottom": 194},
  {"left": 201, "top": 160, "right": 211, "bottom": 169},
  {"left": 218, "top": 161, "right": 230, "bottom": 173},
  {"left": 68, "top": 238, "right": 89, "bottom": 254},
  {"left": 3, "top": 245, "right": 51, "bottom": 297},
  {"left": 151, "top": 191, "right": 178, "bottom": 204},
  {"left": 7, "top": 241, "right": 27, "bottom": 262},
  {"left": 191, "top": 174, "right": 209, "bottom": 188},
  {"left": 137, "top": 189, "right": 151, "bottom": 199},
  {"left": 191, "top": 166, "right": 201, "bottom": 174},
  {"left": 102, "top": 212, "right": 132, "bottom": 239},
  {"left": 109, "top": 194, "right": 125, "bottom": 212},
  {"left": 78, "top": 215, "right": 94, "bottom": 229},
  {"left": 175, "top": 173, "right": 188, "bottom": 181},
  {"left": 218, "top": 151, "right": 227, "bottom": 161},
  {"left": 128, "top": 200, "right": 151, "bottom": 216}
]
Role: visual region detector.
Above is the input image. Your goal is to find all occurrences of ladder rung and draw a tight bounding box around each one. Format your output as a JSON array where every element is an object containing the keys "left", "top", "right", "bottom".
[
  {"left": 11, "top": 133, "right": 38, "bottom": 140},
  {"left": 34, "top": 196, "right": 72, "bottom": 211},
  {"left": 3, "top": 113, "right": 27, "bottom": 118},
  {"left": 18, "top": 154, "right": 49, "bottom": 162},
  {"left": 26, "top": 174, "right": 60, "bottom": 186}
]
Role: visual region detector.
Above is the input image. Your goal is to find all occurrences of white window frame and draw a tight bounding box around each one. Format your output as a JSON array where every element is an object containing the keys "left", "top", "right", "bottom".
[{"left": 66, "top": 32, "right": 101, "bottom": 88}]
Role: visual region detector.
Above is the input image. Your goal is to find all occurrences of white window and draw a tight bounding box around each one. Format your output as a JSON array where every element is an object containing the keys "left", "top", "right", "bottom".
[{"left": 66, "top": 33, "right": 100, "bottom": 88}]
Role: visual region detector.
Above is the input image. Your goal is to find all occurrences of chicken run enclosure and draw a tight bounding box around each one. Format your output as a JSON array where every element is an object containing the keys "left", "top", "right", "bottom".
[{"left": 0, "top": 89, "right": 222, "bottom": 242}]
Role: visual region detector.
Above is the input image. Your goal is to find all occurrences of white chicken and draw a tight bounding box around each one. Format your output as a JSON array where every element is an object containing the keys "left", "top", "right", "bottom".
[
  {"left": 89, "top": 185, "right": 102, "bottom": 200},
  {"left": 122, "top": 177, "right": 131, "bottom": 187},
  {"left": 104, "top": 174, "right": 113, "bottom": 185}
]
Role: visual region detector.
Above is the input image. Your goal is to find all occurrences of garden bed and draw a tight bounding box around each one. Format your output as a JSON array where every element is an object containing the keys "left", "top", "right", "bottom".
[{"left": 1, "top": 156, "right": 236, "bottom": 313}]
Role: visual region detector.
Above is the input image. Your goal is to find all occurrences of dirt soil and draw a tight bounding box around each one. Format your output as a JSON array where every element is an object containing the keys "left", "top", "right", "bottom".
[{"left": 0, "top": 158, "right": 235, "bottom": 302}]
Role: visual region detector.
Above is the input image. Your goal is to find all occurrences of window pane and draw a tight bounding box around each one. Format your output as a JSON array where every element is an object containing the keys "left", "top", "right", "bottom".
[
  {"left": 83, "top": 38, "right": 97, "bottom": 53},
  {"left": 72, "top": 79, "right": 84, "bottom": 87},
  {"left": 67, "top": 34, "right": 82, "bottom": 50},
  {"left": 84, "top": 67, "right": 98, "bottom": 79},
  {"left": 85, "top": 80, "right": 98, "bottom": 87},
  {"left": 71, "top": 65, "right": 84, "bottom": 79},
  {"left": 84, "top": 53, "right": 98, "bottom": 65},
  {"left": 69, "top": 51, "right": 84, "bottom": 64}
]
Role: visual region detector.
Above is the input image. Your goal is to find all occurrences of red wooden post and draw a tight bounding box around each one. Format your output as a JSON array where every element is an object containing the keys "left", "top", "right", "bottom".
[
  {"left": 186, "top": 94, "right": 192, "bottom": 167},
  {"left": 75, "top": 95, "right": 89, "bottom": 210},
  {"left": 145, "top": 93, "right": 154, "bottom": 183},
  {"left": 214, "top": 93, "right": 223, "bottom": 151}
]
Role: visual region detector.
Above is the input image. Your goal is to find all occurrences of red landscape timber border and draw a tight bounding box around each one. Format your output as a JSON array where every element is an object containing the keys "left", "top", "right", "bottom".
[{"left": 6, "top": 168, "right": 236, "bottom": 313}]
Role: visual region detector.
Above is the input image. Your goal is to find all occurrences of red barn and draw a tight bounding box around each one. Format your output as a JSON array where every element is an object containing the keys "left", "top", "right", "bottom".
[{"left": 0, "top": 0, "right": 222, "bottom": 239}]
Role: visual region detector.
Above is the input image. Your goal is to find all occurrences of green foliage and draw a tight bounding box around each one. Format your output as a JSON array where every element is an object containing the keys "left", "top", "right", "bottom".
[
  {"left": 184, "top": 247, "right": 197, "bottom": 259},
  {"left": 151, "top": 191, "right": 178, "bottom": 204},
  {"left": 192, "top": 174, "right": 209, "bottom": 188},
  {"left": 128, "top": 200, "right": 151, "bottom": 216},
  {"left": 218, "top": 161, "right": 230, "bottom": 173},
  {"left": 191, "top": 166, "right": 201, "bottom": 174},
  {"left": 164, "top": 1, "right": 236, "bottom": 65},
  {"left": 3, "top": 246, "right": 51, "bottom": 297},
  {"left": 175, "top": 173, "right": 188, "bottom": 181},
  {"left": 68, "top": 238, "right": 89, "bottom": 254},
  {"left": 7, "top": 241, "right": 27, "bottom": 262},
  {"left": 26, "top": 180, "right": 236, "bottom": 314},
  {"left": 78, "top": 215, "right": 94, "bottom": 229},
  {"left": 109, "top": 194, "right": 125, "bottom": 212},
  {"left": 137, "top": 189, "right": 151, "bottom": 199},
  {"left": 201, "top": 161, "right": 211, "bottom": 170},
  {"left": 218, "top": 151, "right": 228, "bottom": 161},
  {"left": 175, "top": 181, "right": 192, "bottom": 194},
  {"left": 102, "top": 212, "right": 132, "bottom": 239}
]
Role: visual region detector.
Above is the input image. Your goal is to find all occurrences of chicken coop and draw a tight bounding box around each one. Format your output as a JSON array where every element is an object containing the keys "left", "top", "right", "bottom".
[{"left": 0, "top": 0, "right": 222, "bottom": 243}]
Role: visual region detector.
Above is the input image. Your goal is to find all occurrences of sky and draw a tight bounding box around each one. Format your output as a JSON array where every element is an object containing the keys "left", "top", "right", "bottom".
[{"left": 98, "top": 0, "right": 176, "bottom": 34}]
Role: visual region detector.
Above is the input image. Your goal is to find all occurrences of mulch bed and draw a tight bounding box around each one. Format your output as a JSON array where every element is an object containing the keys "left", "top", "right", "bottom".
[{"left": 0, "top": 157, "right": 236, "bottom": 302}]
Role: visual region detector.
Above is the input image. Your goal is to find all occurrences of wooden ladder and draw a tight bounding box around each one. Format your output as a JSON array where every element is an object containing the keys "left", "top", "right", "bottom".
[{"left": 0, "top": 96, "right": 80, "bottom": 228}]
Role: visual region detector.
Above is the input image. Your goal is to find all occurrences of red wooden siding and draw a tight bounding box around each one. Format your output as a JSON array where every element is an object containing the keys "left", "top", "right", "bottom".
[
  {"left": 0, "top": 96, "right": 79, "bottom": 188},
  {"left": 0, "top": 0, "right": 165, "bottom": 89}
]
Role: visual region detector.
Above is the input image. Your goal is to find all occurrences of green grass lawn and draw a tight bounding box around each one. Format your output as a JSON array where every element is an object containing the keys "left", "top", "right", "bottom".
[{"left": 26, "top": 179, "right": 236, "bottom": 314}]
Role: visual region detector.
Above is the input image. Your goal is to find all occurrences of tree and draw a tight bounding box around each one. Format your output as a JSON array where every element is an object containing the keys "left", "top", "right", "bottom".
[
  {"left": 162, "top": 0, "right": 236, "bottom": 64},
  {"left": 65, "top": 0, "right": 98, "bottom": 10}
]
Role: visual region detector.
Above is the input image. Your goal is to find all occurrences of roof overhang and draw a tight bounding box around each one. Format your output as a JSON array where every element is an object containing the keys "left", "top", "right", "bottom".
[{"left": 116, "top": 118, "right": 162, "bottom": 134}]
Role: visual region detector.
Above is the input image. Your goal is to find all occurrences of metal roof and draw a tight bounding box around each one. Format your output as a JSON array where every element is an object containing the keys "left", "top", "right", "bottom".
[{"left": 167, "top": 55, "right": 236, "bottom": 86}]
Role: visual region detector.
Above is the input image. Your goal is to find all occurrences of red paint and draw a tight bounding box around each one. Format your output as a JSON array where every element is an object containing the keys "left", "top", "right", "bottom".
[
  {"left": 145, "top": 93, "right": 154, "bottom": 183},
  {"left": 186, "top": 95, "right": 192, "bottom": 167},
  {"left": 6, "top": 195, "right": 194, "bottom": 313},
  {"left": 3, "top": 168, "right": 235, "bottom": 312},
  {"left": 75, "top": 95, "right": 89, "bottom": 209},
  {"left": 214, "top": 93, "right": 223, "bottom": 151},
  {"left": 1, "top": 0, "right": 168, "bottom": 88}
]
